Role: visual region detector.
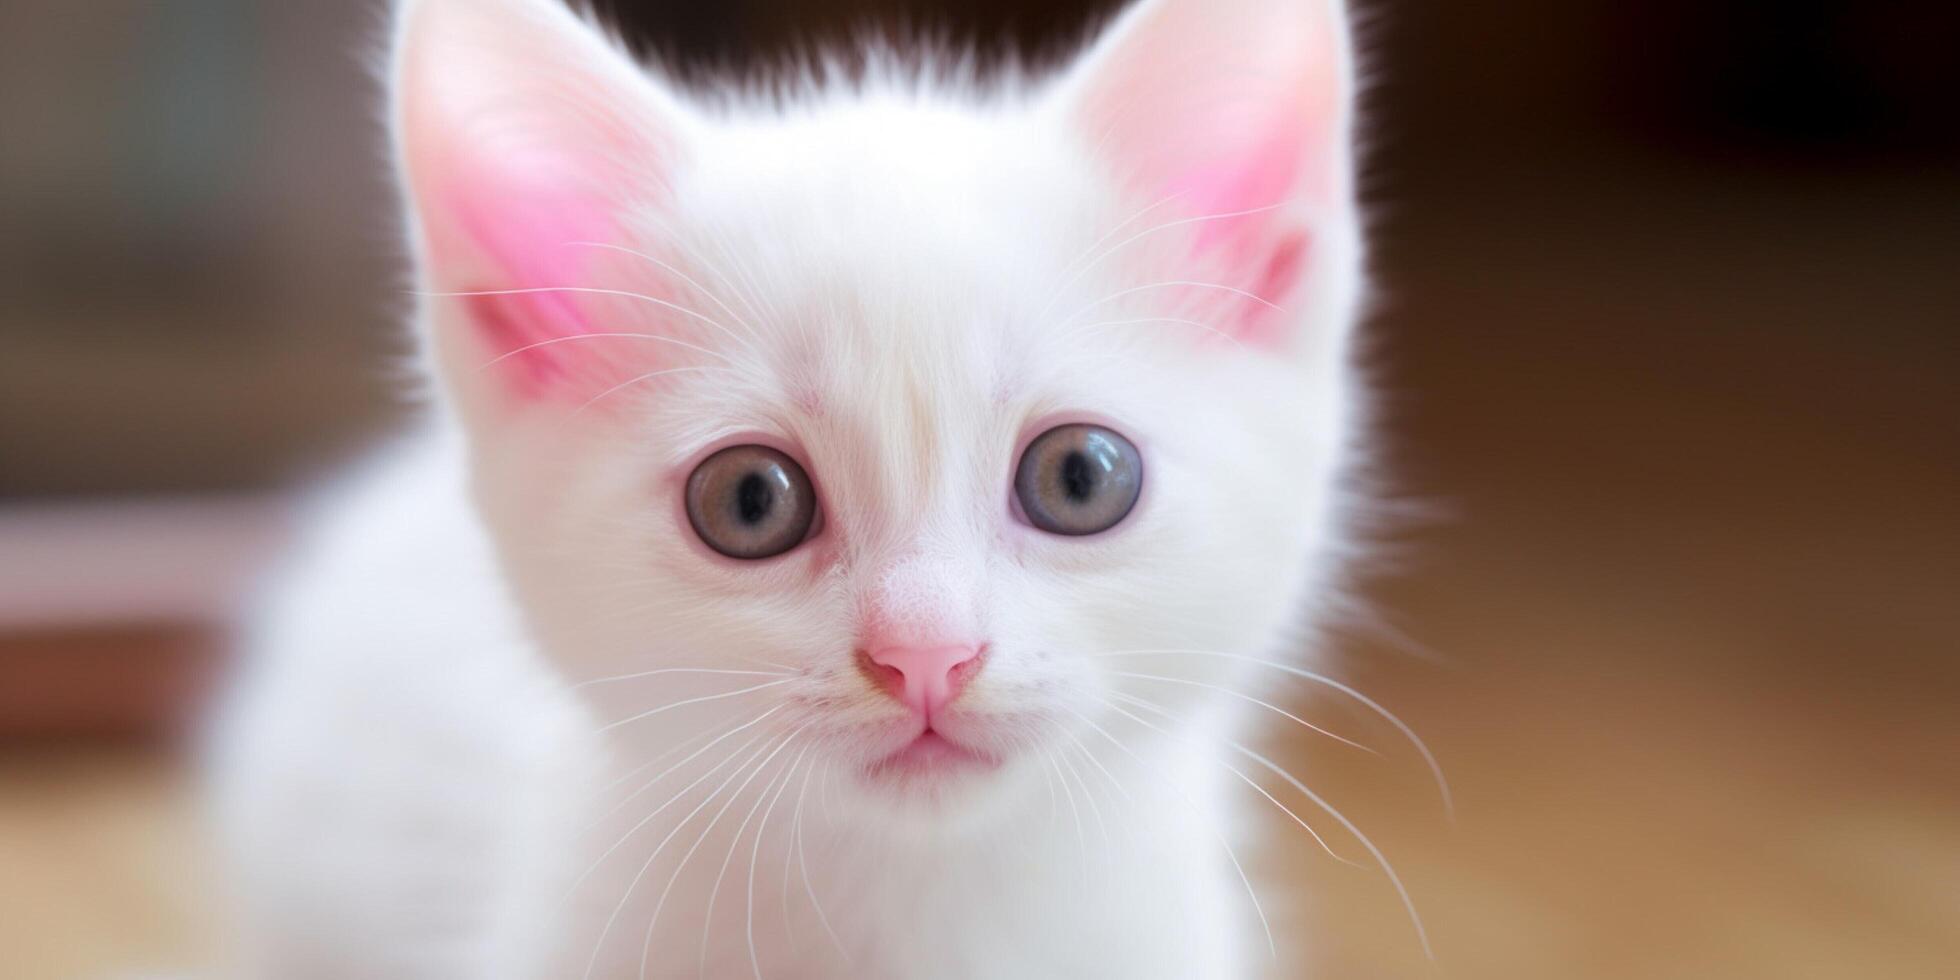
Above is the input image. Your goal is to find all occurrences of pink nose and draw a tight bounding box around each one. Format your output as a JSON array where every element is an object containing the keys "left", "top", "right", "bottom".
[{"left": 865, "top": 644, "right": 983, "bottom": 717}]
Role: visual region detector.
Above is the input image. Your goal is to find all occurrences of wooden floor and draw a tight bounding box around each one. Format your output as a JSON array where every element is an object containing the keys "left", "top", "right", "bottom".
[{"left": 2, "top": 166, "right": 1955, "bottom": 978}]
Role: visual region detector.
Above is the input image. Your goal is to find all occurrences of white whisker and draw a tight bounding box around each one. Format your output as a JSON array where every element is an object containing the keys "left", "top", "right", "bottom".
[
  {"left": 582, "top": 705, "right": 783, "bottom": 845},
  {"left": 778, "top": 757, "right": 817, "bottom": 954},
  {"left": 423, "top": 286, "right": 751, "bottom": 355},
  {"left": 599, "top": 679, "right": 796, "bottom": 733},
  {"left": 590, "top": 713, "right": 744, "bottom": 804},
  {"left": 1110, "top": 671, "right": 1377, "bottom": 753},
  {"left": 1060, "top": 280, "right": 1284, "bottom": 327},
  {"left": 745, "top": 745, "right": 807, "bottom": 979},
  {"left": 1106, "top": 693, "right": 1432, "bottom": 960},
  {"left": 1058, "top": 704, "right": 1276, "bottom": 961},
  {"left": 1043, "top": 201, "right": 1292, "bottom": 326},
  {"left": 1061, "top": 719, "right": 1132, "bottom": 804},
  {"left": 1032, "top": 190, "right": 1186, "bottom": 321},
  {"left": 699, "top": 222, "right": 777, "bottom": 338},
  {"left": 571, "top": 365, "right": 726, "bottom": 418},
  {"left": 641, "top": 728, "right": 807, "bottom": 980},
  {"left": 1047, "top": 751, "right": 1087, "bottom": 857},
  {"left": 797, "top": 762, "right": 851, "bottom": 965},
  {"left": 817, "top": 762, "right": 836, "bottom": 827},
  {"left": 476, "top": 331, "right": 737, "bottom": 373},
  {"left": 1054, "top": 744, "right": 1109, "bottom": 846},
  {"left": 651, "top": 219, "right": 774, "bottom": 331},
  {"left": 562, "top": 241, "right": 767, "bottom": 356},
  {"left": 1039, "top": 748, "right": 1060, "bottom": 826},
  {"left": 581, "top": 734, "right": 776, "bottom": 980},
  {"left": 1067, "top": 315, "right": 1247, "bottom": 349},
  {"left": 1092, "top": 649, "right": 1454, "bottom": 818},
  {"left": 570, "top": 719, "right": 775, "bottom": 899},
  {"left": 572, "top": 666, "right": 792, "bottom": 691},
  {"left": 698, "top": 741, "right": 802, "bottom": 978},
  {"left": 1237, "top": 736, "right": 1434, "bottom": 959},
  {"left": 1103, "top": 693, "right": 1358, "bottom": 869}
]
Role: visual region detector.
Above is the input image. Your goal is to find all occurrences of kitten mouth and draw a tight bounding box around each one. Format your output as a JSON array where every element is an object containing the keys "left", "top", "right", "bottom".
[{"left": 866, "top": 729, "right": 998, "bottom": 781}]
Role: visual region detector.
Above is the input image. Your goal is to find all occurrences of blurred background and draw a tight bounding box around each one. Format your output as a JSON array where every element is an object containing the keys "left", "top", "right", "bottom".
[{"left": 1, "top": 0, "right": 1955, "bottom": 977}]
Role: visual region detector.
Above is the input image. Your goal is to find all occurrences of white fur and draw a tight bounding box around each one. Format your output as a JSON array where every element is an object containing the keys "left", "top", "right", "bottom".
[{"left": 209, "top": 0, "right": 1368, "bottom": 976}]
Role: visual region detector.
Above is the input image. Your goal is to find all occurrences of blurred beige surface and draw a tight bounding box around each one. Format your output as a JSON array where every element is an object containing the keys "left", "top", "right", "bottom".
[
  {"left": 0, "top": 745, "right": 222, "bottom": 980},
  {"left": 2, "top": 163, "right": 1954, "bottom": 978}
]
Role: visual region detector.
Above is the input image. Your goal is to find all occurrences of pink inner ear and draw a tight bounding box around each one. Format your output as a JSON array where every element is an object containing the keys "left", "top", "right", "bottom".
[
  {"left": 1226, "top": 230, "right": 1310, "bottom": 348},
  {"left": 421, "top": 122, "right": 688, "bottom": 403},
  {"left": 398, "top": 0, "right": 685, "bottom": 405},
  {"left": 1069, "top": 0, "right": 1346, "bottom": 346},
  {"left": 440, "top": 156, "right": 622, "bottom": 395},
  {"left": 1131, "top": 116, "right": 1323, "bottom": 346},
  {"left": 1169, "top": 120, "right": 1316, "bottom": 346},
  {"left": 1173, "top": 120, "right": 1311, "bottom": 252}
]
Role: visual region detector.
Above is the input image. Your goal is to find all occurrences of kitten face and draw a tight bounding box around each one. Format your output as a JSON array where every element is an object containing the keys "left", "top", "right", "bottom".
[{"left": 394, "top": 0, "right": 1359, "bottom": 821}]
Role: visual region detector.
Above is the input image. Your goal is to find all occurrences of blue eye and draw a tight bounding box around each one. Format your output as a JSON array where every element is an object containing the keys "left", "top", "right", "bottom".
[{"left": 1014, "top": 424, "right": 1142, "bottom": 536}]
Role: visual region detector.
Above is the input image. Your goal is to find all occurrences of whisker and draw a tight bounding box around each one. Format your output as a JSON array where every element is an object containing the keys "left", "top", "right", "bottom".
[
  {"left": 1039, "top": 748, "right": 1060, "bottom": 827},
  {"left": 422, "top": 285, "right": 753, "bottom": 353},
  {"left": 599, "top": 679, "right": 796, "bottom": 733},
  {"left": 745, "top": 745, "right": 808, "bottom": 979},
  {"left": 1032, "top": 190, "right": 1186, "bottom": 322},
  {"left": 582, "top": 705, "right": 784, "bottom": 838},
  {"left": 1327, "top": 599, "right": 1449, "bottom": 664},
  {"left": 1092, "top": 649, "right": 1454, "bottom": 819},
  {"left": 1055, "top": 745, "right": 1109, "bottom": 847},
  {"left": 571, "top": 365, "right": 727, "bottom": 418},
  {"left": 570, "top": 720, "right": 774, "bottom": 899},
  {"left": 562, "top": 241, "right": 767, "bottom": 354},
  {"left": 1060, "top": 718, "right": 1132, "bottom": 805},
  {"left": 1066, "top": 316, "right": 1246, "bottom": 350},
  {"left": 572, "top": 666, "right": 792, "bottom": 691},
  {"left": 1041, "top": 200, "right": 1291, "bottom": 325},
  {"left": 1102, "top": 693, "right": 1358, "bottom": 869},
  {"left": 1059, "top": 280, "right": 1285, "bottom": 327},
  {"left": 591, "top": 715, "right": 735, "bottom": 802},
  {"left": 778, "top": 758, "right": 818, "bottom": 954},
  {"left": 1063, "top": 728, "right": 1132, "bottom": 805},
  {"left": 1110, "top": 671, "right": 1377, "bottom": 753},
  {"left": 1056, "top": 730, "right": 1132, "bottom": 867},
  {"left": 797, "top": 761, "right": 852, "bottom": 965},
  {"left": 581, "top": 734, "right": 777, "bottom": 980},
  {"left": 699, "top": 222, "right": 778, "bottom": 338},
  {"left": 1237, "top": 736, "right": 1435, "bottom": 959},
  {"left": 698, "top": 742, "right": 803, "bottom": 978},
  {"left": 1107, "top": 693, "right": 1433, "bottom": 960},
  {"left": 1057, "top": 703, "right": 1277, "bottom": 961},
  {"left": 651, "top": 220, "right": 774, "bottom": 331},
  {"left": 476, "top": 331, "right": 738, "bottom": 372},
  {"left": 1047, "top": 751, "right": 1087, "bottom": 858},
  {"left": 817, "top": 762, "right": 836, "bottom": 827},
  {"left": 641, "top": 728, "right": 808, "bottom": 980}
]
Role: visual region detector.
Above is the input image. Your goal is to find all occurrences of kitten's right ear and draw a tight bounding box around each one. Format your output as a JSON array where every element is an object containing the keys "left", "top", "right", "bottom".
[
  {"left": 1048, "top": 0, "right": 1354, "bottom": 348},
  {"left": 392, "top": 0, "right": 693, "bottom": 403}
]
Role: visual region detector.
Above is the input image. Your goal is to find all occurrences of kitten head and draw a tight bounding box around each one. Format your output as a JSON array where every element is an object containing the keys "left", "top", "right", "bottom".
[{"left": 391, "top": 0, "right": 1362, "bottom": 822}]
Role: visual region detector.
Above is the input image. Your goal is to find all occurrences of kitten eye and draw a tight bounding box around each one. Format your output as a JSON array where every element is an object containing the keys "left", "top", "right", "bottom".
[
  {"left": 685, "top": 445, "right": 818, "bottom": 560},
  {"left": 1014, "top": 424, "right": 1143, "bottom": 536}
]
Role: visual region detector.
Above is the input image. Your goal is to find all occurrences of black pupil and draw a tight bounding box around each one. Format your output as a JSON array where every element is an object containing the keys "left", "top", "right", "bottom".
[
  {"left": 1060, "top": 450, "right": 1097, "bottom": 503},
  {"left": 735, "top": 471, "right": 774, "bottom": 525}
]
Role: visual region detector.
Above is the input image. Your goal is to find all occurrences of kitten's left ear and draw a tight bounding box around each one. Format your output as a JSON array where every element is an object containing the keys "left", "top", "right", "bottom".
[
  {"left": 1049, "top": 0, "right": 1356, "bottom": 346},
  {"left": 392, "top": 0, "right": 695, "bottom": 404}
]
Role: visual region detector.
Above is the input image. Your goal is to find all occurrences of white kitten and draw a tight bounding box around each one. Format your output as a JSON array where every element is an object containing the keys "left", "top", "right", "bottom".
[{"left": 209, "top": 0, "right": 1378, "bottom": 976}]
